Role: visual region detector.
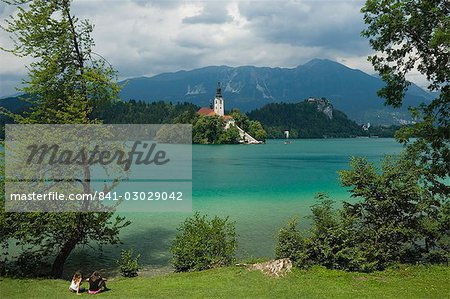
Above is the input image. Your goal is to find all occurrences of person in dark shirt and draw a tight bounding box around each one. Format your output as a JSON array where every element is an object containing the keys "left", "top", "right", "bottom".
[{"left": 86, "top": 271, "right": 107, "bottom": 294}]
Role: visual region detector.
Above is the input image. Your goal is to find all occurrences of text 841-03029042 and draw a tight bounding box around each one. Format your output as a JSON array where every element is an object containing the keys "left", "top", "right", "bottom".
[{"left": 97, "top": 191, "right": 184, "bottom": 201}]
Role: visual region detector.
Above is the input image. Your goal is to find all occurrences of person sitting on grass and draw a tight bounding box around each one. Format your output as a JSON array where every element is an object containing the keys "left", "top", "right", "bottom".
[
  {"left": 86, "top": 271, "right": 108, "bottom": 294},
  {"left": 69, "top": 271, "right": 85, "bottom": 294}
]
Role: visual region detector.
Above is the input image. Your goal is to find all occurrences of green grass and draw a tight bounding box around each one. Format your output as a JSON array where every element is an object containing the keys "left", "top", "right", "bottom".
[{"left": 1, "top": 265, "right": 449, "bottom": 298}]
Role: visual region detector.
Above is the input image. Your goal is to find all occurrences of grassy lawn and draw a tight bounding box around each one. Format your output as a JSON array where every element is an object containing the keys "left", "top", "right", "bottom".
[{"left": 1, "top": 265, "right": 449, "bottom": 298}]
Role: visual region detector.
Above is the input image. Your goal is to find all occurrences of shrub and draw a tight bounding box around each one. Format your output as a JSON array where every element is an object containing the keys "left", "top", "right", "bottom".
[
  {"left": 276, "top": 195, "right": 387, "bottom": 272},
  {"left": 218, "top": 126, "right": 240, "bottom": 144},
  {"left": 276, "top": 154, "right": 450, "bottom": 273},
  {"left": 275, "top": 218, "right": 308, "bottom": 267},
  {"left": 14, "top": 252, "right": 50, "bottom": 277},
  {"left": 170, "top": 212, "right": 237, "bottom": 272},
  {"left": 117, "top": 249, "right": 140, "bottom": 277}
]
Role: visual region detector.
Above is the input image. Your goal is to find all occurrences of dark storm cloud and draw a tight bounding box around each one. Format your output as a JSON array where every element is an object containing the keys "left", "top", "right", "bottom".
[
  {"left": 238, "top": 0, "right": 370, "bottom": 55},
  {"left": 4, "top": 0, "right": 430, "bottom": 96}
]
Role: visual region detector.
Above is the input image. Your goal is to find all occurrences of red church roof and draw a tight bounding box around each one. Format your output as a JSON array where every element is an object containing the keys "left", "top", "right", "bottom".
[{"left": 197, "top": 107, "right": 216, "bottom": 116}]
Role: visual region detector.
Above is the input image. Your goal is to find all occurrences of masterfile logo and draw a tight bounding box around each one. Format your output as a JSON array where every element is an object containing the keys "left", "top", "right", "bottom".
[{"left": 4, "top": 124, "right": 192, "bottom": 213}]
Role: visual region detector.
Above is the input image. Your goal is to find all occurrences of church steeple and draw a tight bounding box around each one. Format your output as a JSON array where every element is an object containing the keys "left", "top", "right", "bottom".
[
  {"left": 216, "top": 81, "right": 222, "bottom": 98},
  {"left": 213, "top": 82, "right": 224, "bottom": 116}
]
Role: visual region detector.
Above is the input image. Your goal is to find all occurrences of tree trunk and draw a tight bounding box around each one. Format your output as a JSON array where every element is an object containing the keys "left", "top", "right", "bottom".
[
  {"left": 50, "top": 212, "right": 86, "bottom": 278},
  {"left": 50, "top": 236, "right": 80, "bottom": 278},
  {"left": 51, "top": 157, "right": 91, "bottom": 277}
]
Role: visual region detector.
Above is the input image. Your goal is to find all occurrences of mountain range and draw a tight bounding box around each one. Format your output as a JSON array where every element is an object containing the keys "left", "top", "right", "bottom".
[
  {"left": 119, "top": 59, "right": 432, "bottom": 125},
  {"left": 1, "top": 59, "right": 433, "bottom": 126}
]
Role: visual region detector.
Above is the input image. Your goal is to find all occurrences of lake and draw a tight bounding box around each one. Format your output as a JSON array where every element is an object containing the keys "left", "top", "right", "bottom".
[{"left": 66, "top": 138, "right": 403, "bottom": 274}]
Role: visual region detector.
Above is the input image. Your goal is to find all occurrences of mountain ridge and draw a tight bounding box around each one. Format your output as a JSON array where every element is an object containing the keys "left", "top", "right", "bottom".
[
  {"left": 0, "top": 60, "right": 432, "bottom": 126},
  {"left": 119, "top": 59, "right": 432, "bottom": 125}
]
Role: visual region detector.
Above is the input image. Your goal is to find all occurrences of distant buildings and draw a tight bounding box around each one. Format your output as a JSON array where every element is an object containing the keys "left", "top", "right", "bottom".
[
  {"left": 362, "top": 122, "right": 371, "bottom": 131},
  {"left": 197, "top": 82, "right": 261, "bottom": 143}
]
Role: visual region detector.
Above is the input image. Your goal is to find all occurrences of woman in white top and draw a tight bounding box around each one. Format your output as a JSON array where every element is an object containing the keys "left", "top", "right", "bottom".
[{"left": 69, "top": 271, "right": 85, "bottom": 294}]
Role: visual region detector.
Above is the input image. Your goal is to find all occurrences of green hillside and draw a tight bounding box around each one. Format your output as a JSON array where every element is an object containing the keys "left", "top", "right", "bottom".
[{"left": 247, "top": 99, "right": 364, "bottom": 138}]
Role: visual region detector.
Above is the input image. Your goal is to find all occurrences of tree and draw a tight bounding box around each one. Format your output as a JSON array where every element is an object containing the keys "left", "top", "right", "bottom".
[
  {"left": 276, "top": 155, "right": 449, "bottom": 272},
  {"left": 362, "top": 0, "right": 450, "bottom": 197},
  {"left": 172, "top": 107, "right": 199, "bottom": 124},
  {"left": 275, "top": 218, "right": 308, "bottom": 268},
  {"left": 230, "top": 109, "right": 267, "bottom": 141},
  {"left": 247, "top": 102, "right": 362, "bottom": 138},
  {"left": 117, "top": 249, "right": 141, "bottom": 278},
  {"left": 218, "top": 125, "right": 240, "bottom": 144},
  {"left": 248, "top": 120, "right": 267, "bottom": 141},
  {"left": 192, "top": 115, "right": 225, "bottom": 144},
  {"left": 170, "top": 212, "right": 237, "bottom": 272},
  {"left": 0, "top": 0, "right": 129, "bottom": 277},
  {"left": 230, "top": 108, "right": 250, "bottom": 131},
  {"left": 339, "top": 155, "right": 442, "bottom": 266}
]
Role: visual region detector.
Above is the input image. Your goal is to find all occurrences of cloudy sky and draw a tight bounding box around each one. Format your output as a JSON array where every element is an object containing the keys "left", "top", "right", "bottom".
[{"left": 0, "top": 0, "right": 427, "bottom": 97}]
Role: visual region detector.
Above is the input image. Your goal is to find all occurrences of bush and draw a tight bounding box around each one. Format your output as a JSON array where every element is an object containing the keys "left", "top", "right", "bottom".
[
  {"left": 117, "top": 249, "right": 140, "bottom": 277},
  {"left": 276, "top": 154, "right": 450, "bottom": 272},
  {"left": 170, "top": 212, "right": 237, "bottom": 272},
  {"left": 218, "top": 126, "right": 240, "bottom": 144},
  {"left": 275, "top": 218, "right": 308, "bottom": 267},
  {"left": 14, "top": 252, "right": 50, "bottom": 277},
  {"left": 276, "top": 197, "right": 385, "bottom": 272}
]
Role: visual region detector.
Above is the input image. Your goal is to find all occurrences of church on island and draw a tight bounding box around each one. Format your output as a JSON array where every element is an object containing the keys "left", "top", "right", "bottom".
[{"left": 197, "top": 83, "right": 262, "bottom": 144}]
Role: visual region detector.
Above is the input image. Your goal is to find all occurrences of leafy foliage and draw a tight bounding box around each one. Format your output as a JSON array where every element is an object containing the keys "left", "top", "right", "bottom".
[
  {"left": 362, "top": 0, "right": 450, "bottom": 197},
  {"left": 276, "top": 155, "right": 449, "bottom": 272},
  {"left": 274, "top": 1, "right": 450, "bottom": 272},
  {"left": 218, "top": 125, "right": 241, "bottom": 144},
  {"left": 305, "top": 195, "right": 375, "bottom": 272},
  {"left": 192, "top": 114, "right": 259, "bottom": 144},
  {"left": 1, "top": 0, "right": 120, "bottom": 124},
  {"left": 0, "top": 0, "right": 130, "bottom": 278},
  {"left": 117, "top": 249, "right": 141, "bottom": 278},
  {"left": 192, "top": 115, "right": 227, "bottom": 144},
  {"left": 248, "top": 120, "right": 268, "bottom": 141},
  {"left": 170, "top": 212, "right": 237, "bottom": 272},
  {"left": 275, "top": 218, "right": 308, "bottom": 268},
  {"left": 231, "top": 109, "right": 267, "bottom": 142}
]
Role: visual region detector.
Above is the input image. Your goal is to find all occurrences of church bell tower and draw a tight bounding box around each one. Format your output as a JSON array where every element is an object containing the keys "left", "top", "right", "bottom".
[{"left": 213, "top": 82, "right": 224, "bottom": 116}]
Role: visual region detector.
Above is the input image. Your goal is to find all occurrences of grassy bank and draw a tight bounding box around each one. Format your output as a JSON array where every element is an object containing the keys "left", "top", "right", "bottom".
[{"left": 1, "top": 265, "right": 448, "bottom": 298}]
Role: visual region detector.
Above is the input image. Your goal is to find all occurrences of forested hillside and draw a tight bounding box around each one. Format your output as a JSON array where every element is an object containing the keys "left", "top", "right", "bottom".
[
  {"left": 91, "top": 100, "right": 199, "bottom": 124},
  {"left": 247, "top": 99, "right": 364, "bottom": 138}
]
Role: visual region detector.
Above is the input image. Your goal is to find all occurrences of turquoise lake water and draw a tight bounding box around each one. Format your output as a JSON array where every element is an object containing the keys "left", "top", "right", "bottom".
[{"left": 67, "top": 138, "right": 403, "bottom": 274}]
